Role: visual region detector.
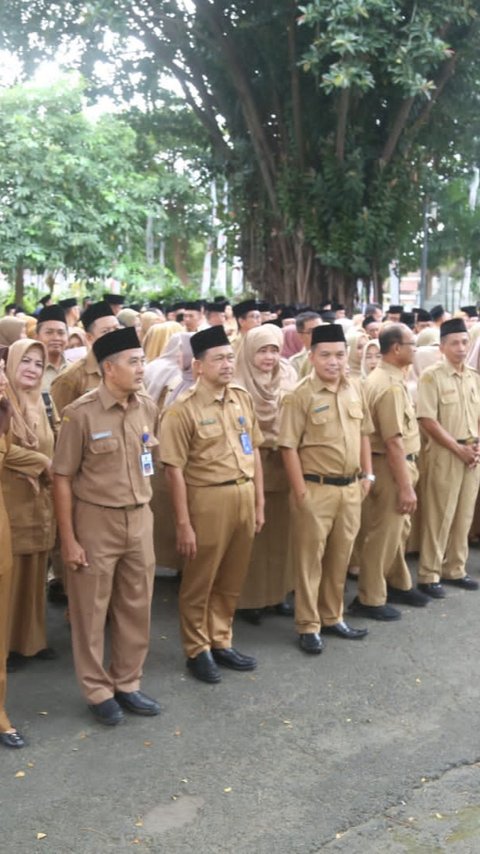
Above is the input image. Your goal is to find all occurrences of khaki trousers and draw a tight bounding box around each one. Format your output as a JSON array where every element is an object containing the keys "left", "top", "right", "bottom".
[
  {"left": 67, "top": 501, "right": 155, "bottom": 704},
  {"left": 291, "top": 480, "right": 362, "bottom": 633},
  {"left": 418, "top": 447, "right": 480, "bottom": 583},
  {"left": 180, "top": 481, "right": 255, "bottom": 658},
  {"left": 8, "top": 552, "right": 48, "bottom": 656},
  {"left": 359, "top": 457, "right": 418, "bottom": 606},
  {"left": 0, "top": 565, "right": 12, "bottom": 732}
]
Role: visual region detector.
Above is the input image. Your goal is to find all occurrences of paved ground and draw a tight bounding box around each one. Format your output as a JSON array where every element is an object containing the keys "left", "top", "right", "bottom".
[{"left": 2, "top": 553, "right": 480, "bottom": 854}]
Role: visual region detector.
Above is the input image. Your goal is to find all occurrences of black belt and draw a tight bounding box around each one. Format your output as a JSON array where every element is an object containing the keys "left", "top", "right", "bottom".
[
  {"left": 102, "top": 503, "right": 145, "bottom": 511},
  {"left": 457, "top": 438, "right": 479, "bottom": 445},
  {"left": 217, "top": 476, "right": 251, "bottom": 486},
  {"left": 372, "top": 452, "right": 418, "bottom": 462},
  {"left": 304, "top": 474, "right": 358, "bottom": 486}
]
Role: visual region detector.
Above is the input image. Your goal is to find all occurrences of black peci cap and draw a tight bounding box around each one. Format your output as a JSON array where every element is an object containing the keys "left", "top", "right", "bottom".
[
  {"left": 233, "top": 299, "right": 259, "bottom": 319},
  {"left": 58, "top": 298, "right": 78, "bottom": 309},
  {"left": 81, "top": 301, "right": 114, "bottom": 331},
  {"left": 103, "top": 294, "right": 125, "bottom": 306},
  {"left": 37, "top": 305, "right": 67, "bottom": 325},
  {"left": 191, "top": 325, "right": 230, "bottom": 357},
  {"left": 440, "top": 318, "right": 468, "bottom": 337},
  {"left": 93, "top": 327, "right": 141, "bottom": 362},
  {"left": 311, "top": 324, "right": 346, "bottom": 346}
]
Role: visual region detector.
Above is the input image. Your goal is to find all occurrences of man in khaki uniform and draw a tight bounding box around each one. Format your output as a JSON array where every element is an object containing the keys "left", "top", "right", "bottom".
[
  {"left": 350, "top": 324, "right": 429, "bottom": 621},
  {"left": 289, "top": 311, "right": 322, "bottom": 378},
  {"left": 232, "top": 299, "right": 262, "bottom": 352},
  {"left": 35, "top": 304, "right": 69, "bottom": 392},
  {"left": 160, "top": 325, "right": 264, "bottom": 684},
  {"left": 278, "top": 324, "right": 372, "bottom": 654},
  {"left": 53, "top": 327, "right": 161, "bottom": 726},
  {"left": 50, "top": 301, "right": 119, "bottom": 415},
  {"left": 416, "top": 317, "right": 480, "bottom": 597}
]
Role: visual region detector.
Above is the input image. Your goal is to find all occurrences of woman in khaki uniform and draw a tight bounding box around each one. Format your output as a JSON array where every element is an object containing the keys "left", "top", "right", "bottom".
[
  {"left": 146, "top": 332, "right": 195, "bottom": 571},
  {"left": 234, "top": 324, "right": 297, "bottom": 623},
  {"left": 3, "top": 339, "right": 56, "bottom": 663},
  {"left": 0, "top": 358, "right": 25, "bottom": 748}
]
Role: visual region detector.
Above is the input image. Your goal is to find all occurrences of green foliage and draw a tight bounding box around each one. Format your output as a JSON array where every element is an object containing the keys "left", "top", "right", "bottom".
[
  {"left": 0, "top": 78, "right": 155, "bottom": 281},
  {"left": 2, "top": 1, "right": 480, "bottom": 301}
]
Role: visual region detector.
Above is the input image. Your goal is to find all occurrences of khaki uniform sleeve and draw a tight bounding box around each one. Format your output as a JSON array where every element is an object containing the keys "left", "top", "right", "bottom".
[
  {"left": 159, "top": 405, "right": 193, "bottom": 469},
  {"left": 374, "top": 386, "right": 408, "bottom": 442},
  {"left": 416, "top": 371, "right": 439, "bottom": 420},
  {"left": 52, "top": 410, "right": 86, "bottom": 477},
  {"left": 278, "top": 391, "right": 306, "bottom": 449},
  {"left": 50, "top": 369, "right": 79, "bottom": 415},
  {"left": 360, "top": 385, "right": 374, "bottom": 436},
  {"left": 4, "top": 443, "right": 50, "bottom": 477}
]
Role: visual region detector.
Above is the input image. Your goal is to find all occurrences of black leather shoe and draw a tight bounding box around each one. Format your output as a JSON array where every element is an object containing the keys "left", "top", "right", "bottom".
[
  {"left": 35, "top": 647, "right": 58, "bottom": 660},
  {"left": 321, "top": 621, "right": 368, "bottom": 640},
  {"left": 115, "top": 691, "right": 161, "bottom": 716},
  {"left": 387, "top": 586, "right": 429, "bottom": 607},
  {"left": 273, "top": 601, "right": 294, "bottom": 617},
  {"left": 299, "top": 632, "right": 323, "bottom": 654},
  {"left": 348, "top": 596, "right": 401, "bottom": 621},
  {"left": 88, "top": 698, "right": 125, "bottom": 726},
  {"left": 211, "top": 647, "right": 257, "bottom": 671},
  {"left": 186, "top": 650, "right": 222, "bottom": 683},
  {"left": 418, "top": 582, "right": 446, "bottom": 599},
  {"left": 0, "top": 730, "right": 25, "bottom": 749},
  {"left": 237, "top": 608, "right": 264, "bottom": 625},
  {"left": 442, "top": 574, "right": 479, "bottom": 591}
]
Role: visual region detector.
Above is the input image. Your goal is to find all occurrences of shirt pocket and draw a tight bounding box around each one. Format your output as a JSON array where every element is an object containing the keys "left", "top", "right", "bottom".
[
  {"left": 309, "top": 406, "right": 336, "bottom": 439},
  {"left": 347, "top": 402, "right": 363, "bottom": 421},
  {"left": 196, "top": 421, "right": 223, "bottom": 459},
  {"left": 88, "top": 437, "right": 119, "bottom": 458},
  {"left": 440, "top": 393, "right": 456, "bottom": 406}
]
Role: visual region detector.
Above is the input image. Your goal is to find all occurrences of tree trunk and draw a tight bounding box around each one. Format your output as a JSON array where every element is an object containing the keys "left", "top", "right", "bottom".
[
  {"left": 171, "top": 236, "right": 189, "bottom": 285},
  {"left": 15, "top": 264, "right": 24, "bottom": 306}
]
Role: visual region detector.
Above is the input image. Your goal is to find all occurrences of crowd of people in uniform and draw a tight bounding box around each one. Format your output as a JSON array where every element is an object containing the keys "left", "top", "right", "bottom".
[{"left": 1, "top": 292, "right": 480, "bottom": 744}]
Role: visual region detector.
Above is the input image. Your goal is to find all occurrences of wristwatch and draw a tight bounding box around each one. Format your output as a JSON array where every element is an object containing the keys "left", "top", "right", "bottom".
[{"left": 362, "top": 473, "right": 376, "bottom": 482}]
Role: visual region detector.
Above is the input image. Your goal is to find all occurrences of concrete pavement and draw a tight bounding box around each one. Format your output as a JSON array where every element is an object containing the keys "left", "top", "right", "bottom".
[{"left": 2, "top": 553, "right": 480, "bottom": 853}]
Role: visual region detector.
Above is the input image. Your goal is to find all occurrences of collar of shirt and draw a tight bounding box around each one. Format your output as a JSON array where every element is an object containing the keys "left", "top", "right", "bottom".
[
  {"left": 98, "top": 382, "right": 140, "bottom": 411},
  {"left": 46, "top": 354, "right": 67, "bottom": 372},
  {"left": 194, "top": 379, "right": 235, "bottom": 407},
  {"left": 442, "top": 355, "right": 466, "bottom": 378},
  {"left": 378, "top": 361, "right": 405, "bottom": 381},
  {"left": 310, "top": 372, "right": 349, "bottom": 394},
  {"left": 86, "top": 348, "right": 101, "bottom": 376}
]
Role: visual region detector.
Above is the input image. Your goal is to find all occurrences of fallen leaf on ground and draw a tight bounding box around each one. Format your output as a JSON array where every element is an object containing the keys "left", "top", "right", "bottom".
[
  {"left": 15, "top": 771, "right": 25, "bottom": 778},
  {"left": 37, "top": 711, "right": 48, "bottom": 716},
  {"left": 224, "top": 787, "right": 232, "bottom": 793},
  {"left": 36, "top": 833, "right": 47, "bottom": 840},
  {"left": 143, "top": 740, "right": 152, "bottom": 747},
  {"left": 174, "top": 729, "right": 181, "bottom": 736}
]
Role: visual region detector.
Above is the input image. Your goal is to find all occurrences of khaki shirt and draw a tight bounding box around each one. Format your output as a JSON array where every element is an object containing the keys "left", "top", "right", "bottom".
[
  {"left": 278, "top": 373, "right": 372, "bottom": 476},
  {"left": 159, "top": 381, "right": 263, "bottom": 486},
  {"left": 416, "top": 357, "right": 480, "bottom": 441},
  {"left": 50, "top": 350, "right": 101, "bottom": 415},
  {"left": 52, "top": 384, "right": 159, "bottom": 507},
  {"left": 364, "top": 361, "right": 420, "bottom": 455},
  {"left": 289, "top": 349, "right": 310, "bottom": 379},
  {"left": 42, "top": 355, "right": 68, "bottom": 393}
]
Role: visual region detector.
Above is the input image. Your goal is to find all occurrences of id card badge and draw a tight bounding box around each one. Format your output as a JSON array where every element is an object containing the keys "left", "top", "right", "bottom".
[
  {"left": 238, "top": 416, "right": 253, "bottom": 455},
  {"left": 140, "top": 427, "right": 154, "bottom": 476},
  {"left": 140, "top": 451, "right": 154, "bottom": 477}
]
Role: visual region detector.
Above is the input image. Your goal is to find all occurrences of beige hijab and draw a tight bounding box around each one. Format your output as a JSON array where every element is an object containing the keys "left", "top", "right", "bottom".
[
  {"left": 143, "top": 321, "right": 183, "bottom": 362},
  {"left": 234, "top": 324, "right": 297, "bottom": 445},
  {"left": 347, "top": 330, "right": 369, "bottom": 377},
  {"left": 0, "top": 317, "right": 26, "bottom": 346},
  {"left": 6, "top": 339, "right": 47, "bottom": 450}
]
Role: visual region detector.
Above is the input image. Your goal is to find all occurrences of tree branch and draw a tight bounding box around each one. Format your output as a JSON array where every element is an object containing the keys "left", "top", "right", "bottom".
[
  {"left": 287, "top": 5, "right": 305, "bottom": 170},
  {"left": 336, "top": 88, "right": 350, "bottom": 163},
  {"left": 379, "top": 96, "right": 415, "bottom": 169}
]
